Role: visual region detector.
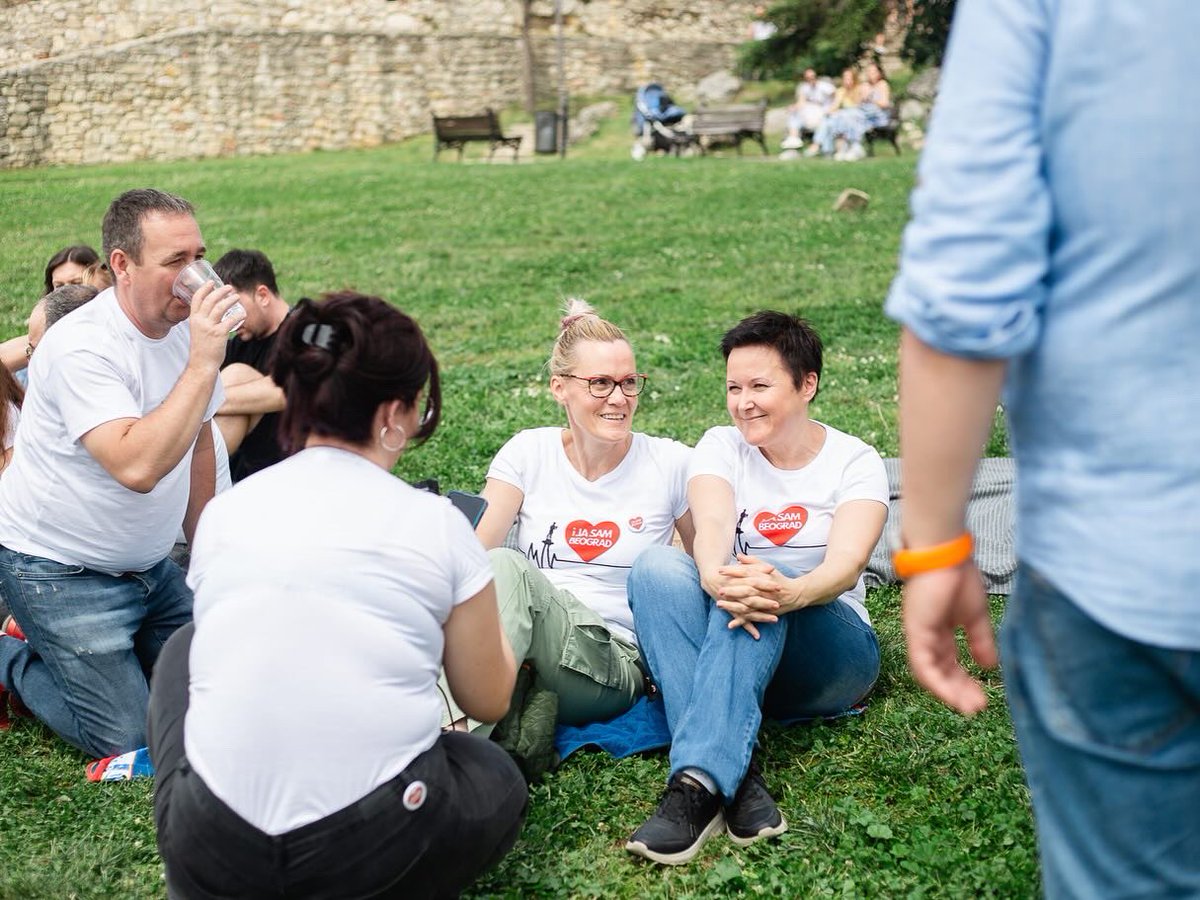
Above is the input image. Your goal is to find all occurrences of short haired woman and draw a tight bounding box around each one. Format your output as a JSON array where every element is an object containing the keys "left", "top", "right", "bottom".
[{"left": 625, "top": 311, "right": 888, "bottom": 865}]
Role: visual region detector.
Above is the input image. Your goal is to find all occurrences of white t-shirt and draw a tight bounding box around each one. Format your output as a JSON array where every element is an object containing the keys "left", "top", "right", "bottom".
[
  {"left": 184, "top": 446, "right": 493, "bottom": 836},
  {"left": 488, "top": 427, "right": 690, "bottom": 644},
  {"left": 689, "top": 423, "right": 888, "bottom": 624},
  {"left": 0, "top": 289, "right": 223, "bottom": 574},
  {"left": 2, "top": 402, "right": 19, "bottom": 452},
  {"left": 175, "top": 422, "right": 232, "bottom": 545},
  {"left": 798, "top": 79, "right": 836, "bottom": 108}
]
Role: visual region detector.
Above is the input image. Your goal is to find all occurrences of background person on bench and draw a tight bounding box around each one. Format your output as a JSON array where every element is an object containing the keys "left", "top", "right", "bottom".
[
  {"left": 829, "top": 63, "right": 893, "bottom": 162},
  {"left": 809, "top": 68, "right": 865, "bottom": 158},
  {"left": 782, "top": 69, "right": 834, "bottom": 151}
]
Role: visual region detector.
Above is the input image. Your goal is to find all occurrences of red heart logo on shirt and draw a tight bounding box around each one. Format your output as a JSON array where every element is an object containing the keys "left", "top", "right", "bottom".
[
  {"left": 629, "top": 516, "right": 644, "bottom": 531},
  {"left": 564, "top": 520, "right": 620, "bottom": 562},
  {"left": 753, "top": 506, "right": 809, "bottom": 547}
]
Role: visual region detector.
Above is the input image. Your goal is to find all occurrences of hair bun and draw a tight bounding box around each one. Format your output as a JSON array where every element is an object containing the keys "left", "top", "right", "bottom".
[{"left": 559, "top": 297, "right": 596, "bottom": 333}]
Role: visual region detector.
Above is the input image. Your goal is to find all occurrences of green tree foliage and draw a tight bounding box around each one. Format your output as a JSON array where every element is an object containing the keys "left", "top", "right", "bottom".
[
  {"left": 902, "top": 0, "right": 958, "bottom": 67},
  {"left": 738, "top": 0, "right": 889, "bottom": 80}
]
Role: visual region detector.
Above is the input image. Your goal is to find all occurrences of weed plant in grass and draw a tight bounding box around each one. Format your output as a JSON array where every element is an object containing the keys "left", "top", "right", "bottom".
[{"left": 0, "top": 138, "right": 1030, "bottom": 897}]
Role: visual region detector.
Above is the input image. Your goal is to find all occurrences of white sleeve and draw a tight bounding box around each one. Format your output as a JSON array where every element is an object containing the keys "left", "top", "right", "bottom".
[
  {"left": 668, "top": 439, "right": 691, "bottom": 519},
  {"left": 50, "top": 347, "right": 142, "bottom": 441},
  {"left": 687, "top": 427, "right": 737, "bottom": 486},
  {"left": 3, "top": 403, "right": 19, "bottom": 450},
  {"left": 186, "top": 495, "right": 226, "bottom": 600},
  {"left": 485, "top": 429, "right": 533, "bottom": 492},
  {"left": 835, "top": 442, "right": 889, "bottom": 508},
  {"left": 442, "top": 502, "right": 494, "bottom": 607}
]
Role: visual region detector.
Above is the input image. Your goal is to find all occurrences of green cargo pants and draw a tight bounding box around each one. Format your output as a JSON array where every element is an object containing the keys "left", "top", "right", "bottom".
[{"left": 440, "top": 547, "right": 644, "bottom": 731}]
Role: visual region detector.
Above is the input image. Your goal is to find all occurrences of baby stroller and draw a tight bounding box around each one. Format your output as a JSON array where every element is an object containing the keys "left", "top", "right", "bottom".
[{"left": 631, "top": 83, "right": 692, "bottom": 159}]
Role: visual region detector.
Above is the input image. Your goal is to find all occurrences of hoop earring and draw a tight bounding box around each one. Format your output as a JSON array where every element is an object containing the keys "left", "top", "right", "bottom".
[{"left": 380, "top": 423, "right": 407, "bottom": 454}]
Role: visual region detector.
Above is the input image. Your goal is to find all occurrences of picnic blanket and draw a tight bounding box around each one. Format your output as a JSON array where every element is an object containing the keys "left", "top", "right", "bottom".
[
  {"left": 866, "top": 457, "right": 1016, "bottom": 595},
  {"left": 554, "top": 696, "right": 868, "bottom": 762}
]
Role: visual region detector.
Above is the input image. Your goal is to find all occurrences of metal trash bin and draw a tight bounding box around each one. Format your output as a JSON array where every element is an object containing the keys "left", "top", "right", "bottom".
[{"left": 535, "top": 111, "right": 561, "bottom": 154}]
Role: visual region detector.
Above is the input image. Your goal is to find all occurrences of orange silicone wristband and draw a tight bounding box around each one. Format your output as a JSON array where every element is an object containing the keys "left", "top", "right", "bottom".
[{"left": 892, "top": 532, "right": 974, "bottom": 581}]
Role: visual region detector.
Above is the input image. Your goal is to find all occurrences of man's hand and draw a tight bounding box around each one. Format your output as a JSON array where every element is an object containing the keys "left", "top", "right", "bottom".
[
  {"left": 188, "top": 281, "right": 241, "bottom": 372},
  {"left": 902, "top": 562, "right": 998, "bottom": 715}
]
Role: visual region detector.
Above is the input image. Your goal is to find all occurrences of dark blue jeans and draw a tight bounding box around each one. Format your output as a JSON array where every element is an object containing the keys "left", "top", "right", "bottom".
[
  {"left": 0, "top": 545, "right": 192, "bottom": 757},
  {"left": 629, "top": 546, "right": 880, "bottom": 799},
  {"left": 1002, "top": 563, "right": 1200, "bottom": 898}
]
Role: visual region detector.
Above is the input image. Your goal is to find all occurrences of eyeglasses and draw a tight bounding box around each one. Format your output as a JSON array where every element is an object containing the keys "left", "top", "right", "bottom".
[{"left": 563, "top": 373, "right": 648, "bottom": 399}]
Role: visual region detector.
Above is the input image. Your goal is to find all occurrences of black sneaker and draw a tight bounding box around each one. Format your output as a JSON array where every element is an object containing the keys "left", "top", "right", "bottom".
[
  {"left": 626, "top": 773, "right": 724, "bottom": 865},
  {"left": 725, "top": 758, "right": 787, "bottom": 846}
]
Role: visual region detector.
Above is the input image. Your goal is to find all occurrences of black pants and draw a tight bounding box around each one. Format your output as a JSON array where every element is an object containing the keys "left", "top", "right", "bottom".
[{"left": 148, "top": 624, "right": 528, "bottom": 899}]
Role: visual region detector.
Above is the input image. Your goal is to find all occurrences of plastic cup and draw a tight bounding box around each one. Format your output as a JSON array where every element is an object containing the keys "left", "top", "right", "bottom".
[{"left": 172, "top": 260, "right": 246, "bottom": 333}]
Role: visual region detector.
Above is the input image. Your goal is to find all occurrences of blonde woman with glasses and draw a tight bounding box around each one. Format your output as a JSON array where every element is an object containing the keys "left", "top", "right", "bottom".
[{"left": 453, "top": 298, "right": 694, "bottom": 731}]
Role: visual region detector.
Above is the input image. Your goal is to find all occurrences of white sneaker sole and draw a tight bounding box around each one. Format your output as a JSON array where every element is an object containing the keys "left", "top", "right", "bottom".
[
  {"left": 626, "top": 811, "right": 725, "bottom": 865},
  {"left": 727, "top": 814, "right": 788, "bottom": 847}
]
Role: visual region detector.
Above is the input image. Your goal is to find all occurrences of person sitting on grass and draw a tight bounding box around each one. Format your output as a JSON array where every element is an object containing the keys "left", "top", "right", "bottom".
[
  {"left": 212, "top": 248, "right": 292, "bottom": 481},
  {"left": 43, "top": 244, "right": 100, "bottom": 293},
  {"left": 624, "top": 311, "right": 888, "bottom": 865},
  {"left": 0, "top": 189, "right": 233, "bottom": 753},
  {"left": 148, "top": 292, "right": 527, "bottom": 899},
  {"left": 0, "top": 284, "right": 104, "bottom": 644},
  {"left": 1, "top": 245, "right": 102, "bottom": 382},
  {"left": 446, "top": 299, "right": 693, "bottom": 733}
]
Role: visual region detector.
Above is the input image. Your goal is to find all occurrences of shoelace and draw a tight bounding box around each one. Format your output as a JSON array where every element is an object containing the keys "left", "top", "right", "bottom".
[{"left": 657, "top": 777, "right": 709, "bottom": 825}]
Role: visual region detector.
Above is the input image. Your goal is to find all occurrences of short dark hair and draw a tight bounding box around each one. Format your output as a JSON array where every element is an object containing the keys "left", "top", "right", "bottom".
[
  {"left": 43, "top": 284, "right": 99, "bottom": 328},
  {"left": 43, "top": 245, "right": 99, "bottom": 294},
  {"left": 213, "top": 248, "right": 280, "bottom": 296},
  {"left": 101, "top": 189, "right": 194, "bottom": 265},
  {"left": 720, "top": 310, "right": 823, "bottom": 399},
  {"left": 271, "top": 292, "right": 441, "bottom": 455}
]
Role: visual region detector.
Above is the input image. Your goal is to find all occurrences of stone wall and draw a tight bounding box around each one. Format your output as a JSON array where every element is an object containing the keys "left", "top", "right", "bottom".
[{"left": 0, "top": 1, "right": 754, "bottom": 167}]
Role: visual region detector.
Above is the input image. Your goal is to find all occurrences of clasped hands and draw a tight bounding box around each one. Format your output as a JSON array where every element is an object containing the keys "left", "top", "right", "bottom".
[{"left": 702, "top": 554, "right": 805, "bottom": 639}]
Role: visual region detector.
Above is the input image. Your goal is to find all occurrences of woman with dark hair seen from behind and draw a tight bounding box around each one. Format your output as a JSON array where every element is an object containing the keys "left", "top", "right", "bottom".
[
  {"left": 147, "top": 292, "right": 527, "bottom": 899},
  {"left": 624, "top": 311, "right": 888, "bottom": 865},
  {"left": 43, "top": 245, "right": 99, "bottom": 293}
]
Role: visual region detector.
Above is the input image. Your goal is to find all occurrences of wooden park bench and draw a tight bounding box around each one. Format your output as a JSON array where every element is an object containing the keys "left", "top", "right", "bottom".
[
  {"left": 690, "top": 102, "right": 768, "bottom": 156},
  {"left": 431, "top": 109, "right": 522, "bottom": 162}
]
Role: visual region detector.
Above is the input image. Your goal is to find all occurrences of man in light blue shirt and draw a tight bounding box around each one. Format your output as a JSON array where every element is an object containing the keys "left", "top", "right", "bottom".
[{"left": 886, "top": 1, "right": 1200, "bottom": 896}]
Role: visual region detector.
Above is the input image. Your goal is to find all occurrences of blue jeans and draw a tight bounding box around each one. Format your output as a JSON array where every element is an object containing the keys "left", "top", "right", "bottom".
[
  {"left": 0, "top": 546, "right": 193, "bottom": 757},
  {"left": 628, "top": 546, "right": 880, "bottom": 800},
  {"left": 1002, "top": 564, "right": 1200, "bottom": 899}
]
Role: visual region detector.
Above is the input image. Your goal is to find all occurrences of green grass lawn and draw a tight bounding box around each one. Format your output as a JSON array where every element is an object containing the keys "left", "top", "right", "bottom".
[{"left": 0, "top": 125, "right": 1035, "bottom": 898}]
